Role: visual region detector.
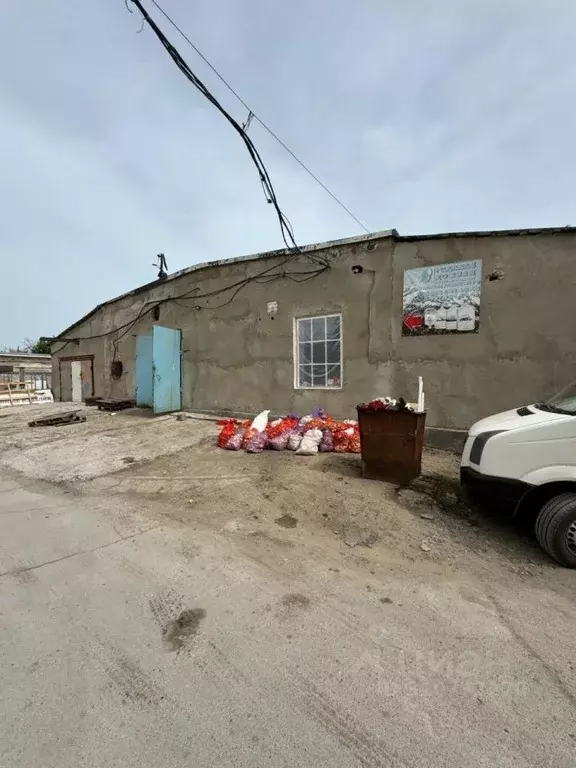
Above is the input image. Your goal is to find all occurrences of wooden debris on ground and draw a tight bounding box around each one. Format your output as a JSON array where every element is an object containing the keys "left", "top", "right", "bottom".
[
  {"left": 96, "top": 399, "right": 136, "bottom": 412},
  {"left": 28, "top": 410, "right": 86, "bottom": 428}
]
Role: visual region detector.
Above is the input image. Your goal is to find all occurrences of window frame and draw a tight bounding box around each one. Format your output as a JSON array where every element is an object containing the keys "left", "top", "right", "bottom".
[{"left": 293, "top": 313, "right": 343, "bottom": 390}]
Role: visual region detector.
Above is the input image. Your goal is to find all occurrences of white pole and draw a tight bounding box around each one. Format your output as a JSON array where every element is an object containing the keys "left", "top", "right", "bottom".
[{"left": 417, "top": 376, "right": 424, "bottom": 412}]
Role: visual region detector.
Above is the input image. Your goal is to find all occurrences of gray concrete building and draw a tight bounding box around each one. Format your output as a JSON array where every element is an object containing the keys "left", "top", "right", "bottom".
[{"left": 51, "top": 226, "right": 576, "bottom": 435}]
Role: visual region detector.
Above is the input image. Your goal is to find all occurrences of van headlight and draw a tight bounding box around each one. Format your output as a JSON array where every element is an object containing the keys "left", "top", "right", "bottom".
[{"left": 469, "top": 430, "right": 505, "bottom": 465}]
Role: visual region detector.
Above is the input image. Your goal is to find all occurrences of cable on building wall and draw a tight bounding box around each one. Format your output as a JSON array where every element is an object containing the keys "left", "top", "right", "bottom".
[{"left": 47, "top": 258, "right": 329, "bottom": 354}]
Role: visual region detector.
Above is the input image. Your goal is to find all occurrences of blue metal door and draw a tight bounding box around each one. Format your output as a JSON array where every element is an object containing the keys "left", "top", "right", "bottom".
[
  {"left": 152, "top": 326, "right": 182, "bottom": 413},
  {"left": 135, "top": 335, "right": 153, "bottom": 407}
]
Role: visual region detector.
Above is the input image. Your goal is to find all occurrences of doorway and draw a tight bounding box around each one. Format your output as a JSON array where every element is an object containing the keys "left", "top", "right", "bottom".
[
  {"left": 135, "top": 326, "right": 182, "bottom": 414},
  {"left": 59, "top": 356, "right": 94, "bottom": 402}
]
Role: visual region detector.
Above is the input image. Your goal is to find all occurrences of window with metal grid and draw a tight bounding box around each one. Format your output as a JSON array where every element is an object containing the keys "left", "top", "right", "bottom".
[{"left": 294, "top": 314, "right": 342, "bottom": 389}]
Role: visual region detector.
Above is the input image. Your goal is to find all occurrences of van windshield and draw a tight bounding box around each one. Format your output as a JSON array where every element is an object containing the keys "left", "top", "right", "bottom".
[{"left": 535, "top": 380, "right": 576, "bottom": 415}]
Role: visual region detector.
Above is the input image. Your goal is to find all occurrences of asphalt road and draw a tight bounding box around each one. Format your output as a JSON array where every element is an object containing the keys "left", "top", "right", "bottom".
[{"left": 1, "top": 469, "right": 575, "bottom": 768}]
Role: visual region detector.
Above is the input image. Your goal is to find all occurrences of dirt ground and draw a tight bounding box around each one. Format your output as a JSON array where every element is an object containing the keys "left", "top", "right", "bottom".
[
  {"left": 1, "top": 403, "right": 575, "bottom": 768},
  {"left": 1, "top": 403, "right": 573, "bottom": 596}
]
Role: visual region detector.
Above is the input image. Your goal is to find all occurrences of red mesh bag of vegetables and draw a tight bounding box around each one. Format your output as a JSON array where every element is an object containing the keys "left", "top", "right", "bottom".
[
  {"left": 242, "top": 427, "right": 256, "bottom": 449},
  {"left": 266, "top": 416, "right": 299, "bottom": 440},
  {"left": 217, "top": 419, "right": 238, "bottom": 448},
  {"left": 333, "top": 427, "right": 354, "bottom": 452},
  {"left": 348, "top": 425, "right": 361, "bottom": 453}
]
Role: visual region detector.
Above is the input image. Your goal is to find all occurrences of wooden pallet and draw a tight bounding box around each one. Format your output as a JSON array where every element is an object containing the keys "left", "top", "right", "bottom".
[
  {"left": 29, "top": 410, "right": 86, "bottom": 427},
  {"left": 96, "top": 399, "right": 136, "bottom": 412},
  {"left": 84, "top": 397, "right": 102, "bottom": 407}
]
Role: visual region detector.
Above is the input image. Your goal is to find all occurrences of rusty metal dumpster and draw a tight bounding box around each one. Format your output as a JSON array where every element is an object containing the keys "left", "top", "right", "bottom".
[{"left": 356, "top": 407, "right": 426, "bottom": 484}]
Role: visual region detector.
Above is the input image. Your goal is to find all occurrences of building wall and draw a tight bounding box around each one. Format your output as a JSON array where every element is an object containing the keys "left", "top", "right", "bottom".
[{"left": 51, "top": 231, "right": 576, "bottom": 430}]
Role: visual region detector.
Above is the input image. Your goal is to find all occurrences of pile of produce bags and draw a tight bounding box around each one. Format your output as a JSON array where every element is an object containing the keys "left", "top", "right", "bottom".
[{"left": 217, "top": 408, "right": 361, "bottom": 455}]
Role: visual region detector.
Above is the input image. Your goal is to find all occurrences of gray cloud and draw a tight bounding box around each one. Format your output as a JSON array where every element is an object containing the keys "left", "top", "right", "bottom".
[{"left": 1, "top": 0, "right": 575, "bottom": 345}]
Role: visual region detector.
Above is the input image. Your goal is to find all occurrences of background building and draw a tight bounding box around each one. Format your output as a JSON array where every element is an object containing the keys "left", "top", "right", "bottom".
[
  {"left": 0, "top": 352, "right": 52, "bottom": 408},
  {"left": 0, "top": 352, "right": 52, "bottom": 390}
]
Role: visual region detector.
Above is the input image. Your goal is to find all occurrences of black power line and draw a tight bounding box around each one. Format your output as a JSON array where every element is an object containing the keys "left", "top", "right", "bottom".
[
  {"left": 50, "top": 1, "right": 337, "bottom": 353},
  {"left": 129, "top": 0, "right": 327, "bottom": 265},
  {"left": 141, "top": 0, "right": 370, "bottom": 234}
]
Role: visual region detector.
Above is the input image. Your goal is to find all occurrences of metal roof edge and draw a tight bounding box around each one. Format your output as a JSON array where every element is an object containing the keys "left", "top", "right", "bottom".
[
  {"left": 166, "top": 228, "right": 396, "bottom": 283},
  {"left": 395, "top": 225, "right": 576, "bottom": 242},
  {"left": 54, "top": 229, "right": 397, "bottom": 339},
  {"left": 0, "top": 353, "right": 52, "bottom": 360}
]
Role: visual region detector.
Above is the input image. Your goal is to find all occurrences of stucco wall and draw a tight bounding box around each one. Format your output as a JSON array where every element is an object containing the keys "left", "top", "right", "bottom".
[{"left": 52, "top": 231, "right": 576, "bottom": 429}]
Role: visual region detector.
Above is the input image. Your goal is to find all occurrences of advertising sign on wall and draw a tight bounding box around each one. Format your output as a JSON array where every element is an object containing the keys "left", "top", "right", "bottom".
[{"left": 402, "top": 259, "right": 482, "bottom": 336}]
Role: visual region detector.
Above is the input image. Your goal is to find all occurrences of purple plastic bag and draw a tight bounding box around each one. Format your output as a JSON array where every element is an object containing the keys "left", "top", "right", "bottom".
[
  {"left": 319, "top": 429, "right": 334, "bottom": 452},
  {"left": 225, "top": 429, "right": 244, "bottom": 450},
  {"left": 287, "top": 430, "right": 303, "bottom": 451},
  {"left": 268, "top": 431, "right": 291, "bottom": 450},
  {"left": 246, "top": 431, "right": 268, "bottom": 453}
]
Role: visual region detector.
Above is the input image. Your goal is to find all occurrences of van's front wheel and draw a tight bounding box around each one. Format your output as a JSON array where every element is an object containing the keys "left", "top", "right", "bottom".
[{"left": 535, "top": 493, "right": 576, "bottom": 567}]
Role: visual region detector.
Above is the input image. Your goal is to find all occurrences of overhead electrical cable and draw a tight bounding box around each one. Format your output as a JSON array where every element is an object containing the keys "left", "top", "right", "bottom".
[
  {"left": 128, "top": 0, "right": 331, "bottom": 267},
  {"left": 49, "top": 0, "right": 337, "bottom": 353},
  {"left": 144, "top": 0, "right": 369, "bottom": 234}
]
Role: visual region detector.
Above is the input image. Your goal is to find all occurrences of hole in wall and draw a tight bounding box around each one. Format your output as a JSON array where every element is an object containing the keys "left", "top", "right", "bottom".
[
  {"left": 110, "top": 361, "right": 124, "bottom": 379},
  {"left": 153, "top": 305, "right": 160, "bottom": 321},
  {"left": 487, "top": 269, "right": 504, "bottom": 282}
]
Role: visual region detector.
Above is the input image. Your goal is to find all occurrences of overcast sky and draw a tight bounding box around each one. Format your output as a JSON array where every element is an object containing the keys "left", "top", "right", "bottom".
[{"left": 1, "top": 0, "right": 575, "bottom": 346}]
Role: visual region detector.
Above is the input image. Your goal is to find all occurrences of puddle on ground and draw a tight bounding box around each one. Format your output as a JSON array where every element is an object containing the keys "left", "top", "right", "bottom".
[
  {"left": 275, "top": 514, "right": 298, "bottom": 529},
  {"left": 162, "top": 608, "right": 206, "bottom": 651}
]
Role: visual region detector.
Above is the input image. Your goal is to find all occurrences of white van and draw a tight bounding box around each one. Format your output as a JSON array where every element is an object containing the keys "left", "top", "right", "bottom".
[{"left": 461, "top": 381, "right": 576, "bottom": 567}]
